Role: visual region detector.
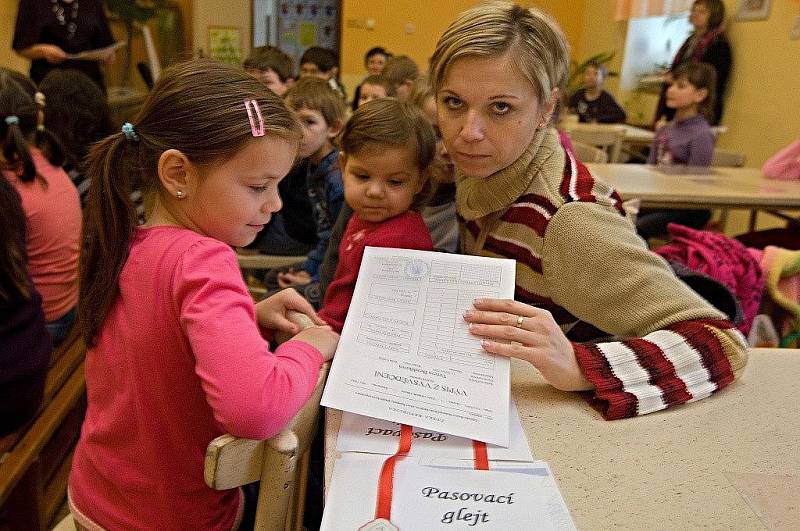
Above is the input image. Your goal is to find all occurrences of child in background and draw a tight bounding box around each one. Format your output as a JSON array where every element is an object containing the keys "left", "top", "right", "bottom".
[
  {"left": 1, "top": 69, "right": 80, "bottom": 347},
  {"left": 69, "top": 60, "right": 339, "bottom": 530},
  {"left": 270, "top": 77, "right": 346, "bottom": 291},
  {"left": 356, "top": 74, "right": 395, "bottom": 108},
  {"left": 299, "top": 46, "right": 346, "bottom": 101},
  {"left": 318, "top": 98, "right": 436, "bottom": 332},
  {"left": 39, "top": 69, "right": 147, "bottom": 223},
  {"left": 243, "top": 45, "right": 295, "bottom": 96},
  {"left": 411, "top": 75, "right": 459, "bottom": 253},
  {"left": 568, "top": 61, "right": 626, "bottom": 124},
  {"left": 0, "top": 175, "right": 52, "bottom": 436},
  {"left": 351, "top": 46, "right": 392, "bottom": 111},
  {"left": 639, "top": 62, "right": 717, "bottom": 239},
  {"left": 647, "top": 62, "right": 716, "bottom": 167},
  {"left": 383, "top": 55, "right": 420, "bottom": 100}
]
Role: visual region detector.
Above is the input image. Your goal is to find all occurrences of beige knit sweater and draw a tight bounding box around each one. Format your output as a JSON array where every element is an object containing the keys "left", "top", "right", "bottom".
[{"left": 456, "top": 128, "right": 748, "bottom": 419}]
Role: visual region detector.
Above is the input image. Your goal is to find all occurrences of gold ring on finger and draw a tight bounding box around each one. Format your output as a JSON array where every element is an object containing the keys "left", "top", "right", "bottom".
[{"left": 515, "top": 315, "right": 525, "bottom": 328}]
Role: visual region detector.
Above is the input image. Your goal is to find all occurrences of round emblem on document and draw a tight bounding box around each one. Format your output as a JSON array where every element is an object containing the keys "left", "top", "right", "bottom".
[{"left": 405, "top": 259, "right": 429, "bottom": 280}]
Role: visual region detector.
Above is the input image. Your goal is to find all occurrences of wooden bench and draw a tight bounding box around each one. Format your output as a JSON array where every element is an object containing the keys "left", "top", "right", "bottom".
[{"left": 0, "top": 328, "right": 87, "bottom": 531}]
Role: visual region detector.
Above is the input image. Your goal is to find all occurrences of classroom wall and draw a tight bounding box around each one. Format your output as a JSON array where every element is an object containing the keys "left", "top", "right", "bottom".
[
  {"left": 339, "top": 0, "right": 587, "bottom": 97},
  {"left": 1, "top": 0, "right": 32, "bottom": 74},
  {"left": 192, "top": 0, "right": 251, "bottom": 60}
]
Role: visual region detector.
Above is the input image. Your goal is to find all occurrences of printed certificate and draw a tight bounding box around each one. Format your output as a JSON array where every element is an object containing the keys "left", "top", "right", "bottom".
[
  {"left": 321, "top": 454, "right": 576, "bottom": 530},
  {"left": 321, "top": 247, "right": 515, "bottom": 446}
]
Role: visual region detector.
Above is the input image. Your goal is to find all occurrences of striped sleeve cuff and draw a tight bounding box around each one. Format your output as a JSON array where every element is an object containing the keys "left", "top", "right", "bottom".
[{"left": 573, "top": 319, "right": 747, "bottom": 420}]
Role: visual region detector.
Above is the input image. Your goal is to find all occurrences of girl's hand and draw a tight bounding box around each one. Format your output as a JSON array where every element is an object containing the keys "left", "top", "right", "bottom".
[
  {"left": 293, "top": 326, "right": 339, "bottom": 361},
  {"left": 463, "top": 298, "right": 593, "bottom": 392},
  {"left": 256, "top": 288, "right": 326, "bottom": 335},
  {"left": 37, "top": 44, "right": 67, "bottom": 63},
  {"left": 277, "top": 269, "right": 312, "bottom": 288}
]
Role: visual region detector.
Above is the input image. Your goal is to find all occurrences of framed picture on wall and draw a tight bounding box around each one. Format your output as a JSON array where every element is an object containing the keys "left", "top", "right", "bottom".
[
  {"left": 736, "top": 0, "right": 771, "bottom": 21},
  {"left": 208, "top": 26, "right": 242, "bottom": 64}
]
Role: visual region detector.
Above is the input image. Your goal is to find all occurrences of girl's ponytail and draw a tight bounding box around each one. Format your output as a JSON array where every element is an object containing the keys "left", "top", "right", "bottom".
[
  {"left": 2, "top": 116, "right": 36, "bottom": 182},
  {"left": 78, "top": 130, "right": 139, "bottom": 346}
]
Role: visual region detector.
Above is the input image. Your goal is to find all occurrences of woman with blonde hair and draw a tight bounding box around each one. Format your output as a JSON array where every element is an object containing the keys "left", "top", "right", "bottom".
[{"left": 431, "top": 1, "right": 747, "bottom": 419}]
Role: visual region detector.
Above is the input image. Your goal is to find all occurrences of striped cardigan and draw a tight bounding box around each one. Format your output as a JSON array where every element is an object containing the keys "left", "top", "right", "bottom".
[{"left": 456, "top": 129, "right": 748, "bottom": 420}]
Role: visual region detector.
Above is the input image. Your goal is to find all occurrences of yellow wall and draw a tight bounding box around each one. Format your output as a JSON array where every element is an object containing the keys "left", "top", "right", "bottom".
[
  {"left": 192, "top": 0, "right": 251, "bottom": 61},
  {"left": 339, "top": 0, "right": 586, "bottom": 95},
  {"left": 1, "top": 0, "right": 33, "bottom": 74}
]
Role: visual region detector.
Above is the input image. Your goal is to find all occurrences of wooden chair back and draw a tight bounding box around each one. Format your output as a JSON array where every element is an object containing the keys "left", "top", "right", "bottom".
[
  {"left": 571, "top": 141, "right": 608, "bottom": 163},
  {"left": 567, "top": 126, "right": 625, "bottom": 163},
  {"left": 204, "top": 363, "right": 330, "bottom": 531}
]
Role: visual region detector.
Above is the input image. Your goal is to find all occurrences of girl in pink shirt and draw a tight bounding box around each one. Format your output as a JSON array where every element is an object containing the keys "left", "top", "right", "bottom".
[
  {"left": 69, "top": 60, "right": 339, "bottom": 530},
  {"left": 1, "top": 68, "right": 80, "bottom": 346}
]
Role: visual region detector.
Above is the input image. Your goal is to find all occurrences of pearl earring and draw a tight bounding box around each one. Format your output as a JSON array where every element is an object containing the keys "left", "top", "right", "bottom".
[{"left": 176, "top": 190, "right": 185, "bottom": 199}]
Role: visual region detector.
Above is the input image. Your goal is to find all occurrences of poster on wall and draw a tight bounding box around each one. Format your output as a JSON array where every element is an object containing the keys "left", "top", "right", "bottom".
[
  {"left": 277, "top": 0, "right": 339, "bottom": 69},
  {"left": 208, "top": 26, "right": 242, "bottom": 64}
]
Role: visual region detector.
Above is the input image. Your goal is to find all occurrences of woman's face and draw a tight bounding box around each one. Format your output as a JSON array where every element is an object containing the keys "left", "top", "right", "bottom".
[
  {"left": 689, "top": 2, "right": 711, "bottom": 32},
  {"left": 436, "top": 53, "right": 546, "bottom": 179}
]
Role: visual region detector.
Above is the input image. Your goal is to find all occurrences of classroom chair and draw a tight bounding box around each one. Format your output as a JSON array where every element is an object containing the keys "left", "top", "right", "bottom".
[
  {"left": 572, "top": 141, "right": 609, "bottom": 163},
  {"left": 567, "top": 125, "right": 625, "bottom": 163},
  {"left": 204, "top": 362, "right": 330, "bottom": 531}
]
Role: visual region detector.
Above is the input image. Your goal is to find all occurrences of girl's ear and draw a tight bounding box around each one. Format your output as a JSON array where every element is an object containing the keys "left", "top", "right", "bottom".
[
  {"left": 539, "top": 87, "right": 560, "bottom": 127},
  {"left": 693, "top": 87, "right": 709, "bottom": 104},
  {"left": 338, "top": 151, "right": 348, "bottom": 169},
  {"left": 157, "top": 149, "right": 196, "bottom": 200}
]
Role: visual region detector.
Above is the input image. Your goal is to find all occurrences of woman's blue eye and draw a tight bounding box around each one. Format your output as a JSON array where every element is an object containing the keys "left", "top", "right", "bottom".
[
  {"left": 443, "top": 96, "right": 462, "bottom": 110},
  {"left": 492, "top": 102, "right": 511, "bottom": 114}
]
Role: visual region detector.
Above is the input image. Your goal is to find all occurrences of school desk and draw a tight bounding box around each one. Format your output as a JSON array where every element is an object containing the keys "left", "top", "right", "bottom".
[
  {"left": 561, "top": 122, "right": 728, "bottom": 148},
  {"left": 587, "top": 163, "right": 800, "bottom": 212},
  {"left": 324, "top": 348, "right": 800, "bottom": 529}
]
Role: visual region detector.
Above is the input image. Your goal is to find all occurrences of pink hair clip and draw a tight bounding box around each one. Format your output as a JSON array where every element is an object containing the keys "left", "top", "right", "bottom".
[{"left": 244, "top": 99, "right": 265, "bottom": 137}]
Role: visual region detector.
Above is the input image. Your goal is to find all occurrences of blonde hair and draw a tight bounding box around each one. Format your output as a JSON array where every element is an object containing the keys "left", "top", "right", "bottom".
[
  {"left": 340, "top": 98, "right": 436, "bottom": 210},
  {"left": 429, "top": 1, "right": 569, "bottom": 106}
]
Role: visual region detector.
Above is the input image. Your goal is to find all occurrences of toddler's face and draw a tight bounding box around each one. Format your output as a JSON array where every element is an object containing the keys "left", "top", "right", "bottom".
[
  {"left": 437, "top": 53, "right": 544, "bottom": 179},
  {"left": 342, "top": 146, "right": 422, "bottom": 223},
  {"left": 295, "top": 106, "right": 335, "bottom": 160}
]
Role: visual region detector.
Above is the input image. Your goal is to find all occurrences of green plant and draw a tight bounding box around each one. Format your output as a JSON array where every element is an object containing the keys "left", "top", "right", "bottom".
[{"left": 567, "top": 51, "right": 617, "bottom": 96}]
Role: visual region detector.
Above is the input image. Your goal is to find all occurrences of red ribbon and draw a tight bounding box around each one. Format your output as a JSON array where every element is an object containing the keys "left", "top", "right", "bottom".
[{"left": 373, "top": 425, "right": 490, "bottom": 521}]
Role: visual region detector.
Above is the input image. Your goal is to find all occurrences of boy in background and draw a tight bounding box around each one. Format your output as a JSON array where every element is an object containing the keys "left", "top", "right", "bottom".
[{"left": 243, "top": 45, "right": 294, "bottom": 96}]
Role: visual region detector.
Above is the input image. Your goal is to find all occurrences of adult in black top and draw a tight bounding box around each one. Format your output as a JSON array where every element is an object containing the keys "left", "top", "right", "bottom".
[
  {"left": 654, "top": 0, "right": 732, "bottom": 125},
  {"left": 568, "top": 62, "right": 626, "bottom": 124},
  {"left": 12, "top": 0, "right": 116, "bottom": 92}
]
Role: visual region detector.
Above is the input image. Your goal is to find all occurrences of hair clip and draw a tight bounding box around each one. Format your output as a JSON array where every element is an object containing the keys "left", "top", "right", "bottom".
[
  {"left": 5, "top": 115, "right": 19, "bottom": 125},
  {"left": 244, "top": 99, "right": 265, "bottom": 137},
  {"left": 121, "top": 122, "right": 140, "bottom": 142}
]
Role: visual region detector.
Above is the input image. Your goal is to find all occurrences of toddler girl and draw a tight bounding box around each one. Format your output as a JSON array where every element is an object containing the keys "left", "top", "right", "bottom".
[
  {"left": 318, "top": 98, "right": 436, "bottom": 332},
  {"left": 647, "top": 62, "right": 716, "bottom": 167},
  {"left": 69, "top": 59, "right": 339, "bottom": 530}
]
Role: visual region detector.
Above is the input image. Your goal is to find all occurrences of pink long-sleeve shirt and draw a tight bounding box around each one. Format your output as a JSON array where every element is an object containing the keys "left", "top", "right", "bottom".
[{"left": 69, "top": 226, "right": 324, "bottom": 530}]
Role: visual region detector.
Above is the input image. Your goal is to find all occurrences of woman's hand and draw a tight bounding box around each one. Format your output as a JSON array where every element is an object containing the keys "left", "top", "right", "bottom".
[
  {"left": 256, "top": 288, "right": 326, "bottom": 335},
  {"left": 36, "top": 44, "right": 68, "bottom": 63},
  {"left": 463, "top": 298, "right": 593, "bottom": 392},
  {"left": 278, "top": 269, "right": 312, "bottom": 288}
]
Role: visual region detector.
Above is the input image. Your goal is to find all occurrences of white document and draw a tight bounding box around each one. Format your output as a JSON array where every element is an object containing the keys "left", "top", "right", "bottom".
[
  {"left": 337, "top": 400, "right": 533, "bottom": 461},
  {"left": 321, "top": 247, "right": 516, "bottom": 446},
  {"left": 321, "top": 454, "right": 576, "bottom": 531},
  {"left": 66, "top": 41, "right": 126, "bottom": 61}
]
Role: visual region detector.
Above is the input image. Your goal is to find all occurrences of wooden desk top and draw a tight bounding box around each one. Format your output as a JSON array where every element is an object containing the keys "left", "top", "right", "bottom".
[
  {"left": 325, "top": 349, "right": 800, "bottom": 529},
  {"left": 562, "top": 122, "right": 654, "bottom": 145},
  {"left": 587, "top": 163, "right": 800, "bottom": 210}
]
